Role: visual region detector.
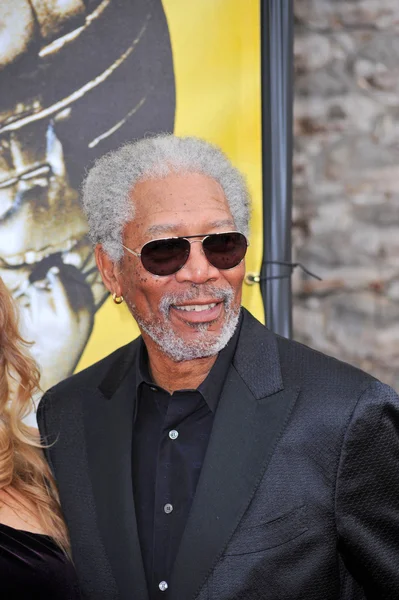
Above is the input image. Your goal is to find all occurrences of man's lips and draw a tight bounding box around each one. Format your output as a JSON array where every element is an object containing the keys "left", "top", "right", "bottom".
[{"left": 170, "top": 300, "right": 224, "bottom": 323}]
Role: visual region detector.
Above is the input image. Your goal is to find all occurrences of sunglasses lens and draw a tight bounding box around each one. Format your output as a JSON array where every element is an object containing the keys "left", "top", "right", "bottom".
[
  {"left": 141, "top": 238, "right": 190, "bottom": 276},
  {"left": 203, "top": 232, "right": 247, "bottom": 270}
]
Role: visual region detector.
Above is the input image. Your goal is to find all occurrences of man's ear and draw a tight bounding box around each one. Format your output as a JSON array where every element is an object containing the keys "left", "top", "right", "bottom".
[{"left": 95, "top": 244, "right": 122, "bottom": 296}]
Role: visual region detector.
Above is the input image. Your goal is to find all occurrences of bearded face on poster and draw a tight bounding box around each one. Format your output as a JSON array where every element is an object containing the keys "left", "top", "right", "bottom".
[{"left": 0, "top": 0, "right": 175, "bottom": 392}]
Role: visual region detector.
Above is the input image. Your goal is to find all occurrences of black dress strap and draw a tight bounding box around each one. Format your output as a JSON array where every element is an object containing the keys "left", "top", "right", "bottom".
[{"left": 0, "top": 523, "right": 81, "bottom": 599}]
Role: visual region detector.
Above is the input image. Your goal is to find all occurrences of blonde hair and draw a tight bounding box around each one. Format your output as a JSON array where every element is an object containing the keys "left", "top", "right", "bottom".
[{"left": 0, "top": 277, "right": 70, "bottom": 553}]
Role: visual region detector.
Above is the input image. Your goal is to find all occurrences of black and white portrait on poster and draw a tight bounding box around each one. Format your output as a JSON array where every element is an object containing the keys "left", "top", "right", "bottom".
[{"left": 0, "top": 0, "right": 175, "bottom": 398}]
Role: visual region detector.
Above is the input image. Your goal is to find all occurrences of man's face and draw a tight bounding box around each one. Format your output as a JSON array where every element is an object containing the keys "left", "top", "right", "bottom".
[
  {"left": 0, "top": 115, "right": 105, "bottom": 392},
  {"left": 116, "top": 172, "right": 245, "bottom": 361}
]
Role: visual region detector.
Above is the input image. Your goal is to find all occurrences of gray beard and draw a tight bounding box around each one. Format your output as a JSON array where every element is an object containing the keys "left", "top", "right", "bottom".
[{"left": 130, "top": 285, "right": 240, "bottom": 362}]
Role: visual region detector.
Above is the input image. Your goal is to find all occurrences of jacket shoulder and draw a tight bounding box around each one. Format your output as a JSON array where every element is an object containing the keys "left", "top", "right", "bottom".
[
  {"left": 240, "top": 308, "right": 376, "bottom": 397},
  {"left": 275, "top": 331, "right": 377, "bottom": 395}
]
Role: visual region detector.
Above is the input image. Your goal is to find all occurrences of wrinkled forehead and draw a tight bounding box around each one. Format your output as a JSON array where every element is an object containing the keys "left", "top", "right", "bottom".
[
  {"left": 127, "top": 173, "right": 235, "bottom": 239},
  {"left": 131, "top": 173, "right": 230, "bottom": 214}
]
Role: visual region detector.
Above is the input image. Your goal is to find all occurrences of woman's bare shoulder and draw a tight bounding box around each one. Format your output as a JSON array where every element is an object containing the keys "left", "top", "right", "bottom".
[{"left": 0, "top": 487, "right": 46, "bottom": 535}]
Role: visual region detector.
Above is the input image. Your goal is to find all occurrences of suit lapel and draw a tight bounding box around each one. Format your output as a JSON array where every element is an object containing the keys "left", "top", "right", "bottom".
[
  {"left": 170, "top": 310, "right": 300, "bottom": 600},
  {"left": 84, "top": 342, "right": 149, "bottom": 600}
]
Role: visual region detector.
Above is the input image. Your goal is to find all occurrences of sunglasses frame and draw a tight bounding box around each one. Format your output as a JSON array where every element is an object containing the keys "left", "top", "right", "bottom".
[{"left": 122, "top": 231, "right": 248, "bottom": 275}]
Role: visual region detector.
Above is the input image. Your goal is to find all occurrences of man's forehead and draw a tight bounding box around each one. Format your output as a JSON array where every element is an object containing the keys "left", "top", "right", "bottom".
[
  {"left": 132, "top": 172, "right": 225, "bottom": 199},
  {"left": 145, "top": 218, "right": 236, "bottom": 237},
  {"left": 129, "top": 174, "right": 235, "bottom": 237}
]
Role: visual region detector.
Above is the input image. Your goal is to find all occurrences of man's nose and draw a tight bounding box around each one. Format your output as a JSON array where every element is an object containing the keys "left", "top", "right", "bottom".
[{"left": 174, "top": 240, "right": 219, "bottom": 284}]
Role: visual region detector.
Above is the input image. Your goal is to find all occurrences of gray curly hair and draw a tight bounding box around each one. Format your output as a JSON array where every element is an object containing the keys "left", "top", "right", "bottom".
[{"left": 81, "top": 134, "right": 251, "bottom": 261}]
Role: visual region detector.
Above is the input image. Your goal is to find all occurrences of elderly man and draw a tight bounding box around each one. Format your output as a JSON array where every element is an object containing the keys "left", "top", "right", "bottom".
[{"left": 38, "top": 135, "right": 399, "bottom": 600}]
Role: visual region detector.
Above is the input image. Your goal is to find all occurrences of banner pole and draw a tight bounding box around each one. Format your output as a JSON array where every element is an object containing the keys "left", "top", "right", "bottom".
[{"left": 260, "top": 0, "right": 294, "bottom": 338}]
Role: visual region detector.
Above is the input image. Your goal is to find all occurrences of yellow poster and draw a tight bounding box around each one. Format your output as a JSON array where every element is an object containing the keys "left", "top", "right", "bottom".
[{"left": 0, "top": 0, "right": 262, "bottom": 410}]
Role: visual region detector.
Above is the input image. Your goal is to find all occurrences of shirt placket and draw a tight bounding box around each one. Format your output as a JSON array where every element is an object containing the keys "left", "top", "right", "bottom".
[{"left": 151, "top": 392, "right": 187, "bottom": 598}]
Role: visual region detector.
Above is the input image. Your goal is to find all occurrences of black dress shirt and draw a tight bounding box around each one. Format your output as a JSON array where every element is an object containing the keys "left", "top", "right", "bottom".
[{"left": 132, "top": 323, "right": 240, "bottom": 599}]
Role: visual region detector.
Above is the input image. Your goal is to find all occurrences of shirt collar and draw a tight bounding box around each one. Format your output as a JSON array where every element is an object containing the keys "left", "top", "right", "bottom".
[{"left": 135, "top": 310, "right": 243, "bottom": 412}]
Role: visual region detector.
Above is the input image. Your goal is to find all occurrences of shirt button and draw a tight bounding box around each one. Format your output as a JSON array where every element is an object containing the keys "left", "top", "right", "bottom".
[
  {"left": 169, "top": 430, "right": 179, "bottom": 440},
  {"left": 149, "top": 386, "right": 158, "bottom": 392},
  {"left": 159, "top": 581, "right": 168, "bottom": 592},
  {"left": 164, "top": 503, "right": 173, "bottom": 514}
]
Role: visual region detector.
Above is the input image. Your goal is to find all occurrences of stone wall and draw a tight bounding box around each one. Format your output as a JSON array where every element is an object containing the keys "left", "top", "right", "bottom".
[{"left": 293, "top": 0, "right": 399, "bottom": 389}]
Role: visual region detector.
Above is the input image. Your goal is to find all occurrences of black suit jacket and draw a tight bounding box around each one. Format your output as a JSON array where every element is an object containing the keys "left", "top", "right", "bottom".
[{"left": 37, "top": 309, "right": 399, "bottom": 600}]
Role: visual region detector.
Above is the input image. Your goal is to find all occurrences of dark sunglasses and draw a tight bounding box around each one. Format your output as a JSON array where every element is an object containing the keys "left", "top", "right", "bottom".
[{"left": 122, "top": 231, "right": 248, "bottom": 276}]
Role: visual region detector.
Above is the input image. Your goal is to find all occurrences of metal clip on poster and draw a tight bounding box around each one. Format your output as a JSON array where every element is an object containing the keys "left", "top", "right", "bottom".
[{"left": 245, "top": 261, "right": 322, "bottom": 286}]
